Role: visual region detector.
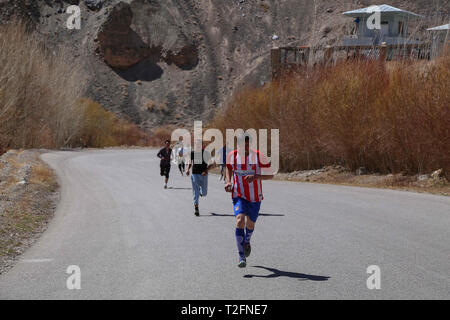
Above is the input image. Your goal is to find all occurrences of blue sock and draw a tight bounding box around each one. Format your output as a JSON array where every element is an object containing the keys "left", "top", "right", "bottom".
[
  {"left": 235, "top": 228, "right": 245, "bottom": 260},
  {"left": 245, "top": 228, "right": 254, "bottom": 244}
]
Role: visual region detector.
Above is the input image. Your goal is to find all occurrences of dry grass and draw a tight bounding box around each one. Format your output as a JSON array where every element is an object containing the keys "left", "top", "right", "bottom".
[
  {"left": 143, "top": 99, "right": 157, "bottom": 112},
  {"left": 0, "top": 20, "right": 84, "bottom": 152},
  {"left": 0, "top": 197, "right": 49, "bottom": 258},
  {"left": 210, "top": 54, "right": 450, "bottom": 178},
  {"left": 0, "top": 151, "right": 58, "bottom": 271},
  {"left": 0, "top": 20, "right": 154, "bottom": 154},
  {"left": 260, "top": 2, "right": 270, "bottom": 13},
  {"left": 29, "top": 162, "right": 58, "bottom": 193},
  {"left": 148, "top": 127, "right": 177, "bottom": 146},
  {"left": 76, "top": 98, "right": 151, "bottom": 148}
]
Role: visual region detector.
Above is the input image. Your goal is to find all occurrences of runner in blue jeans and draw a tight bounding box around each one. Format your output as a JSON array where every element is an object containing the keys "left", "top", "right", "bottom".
[{"left": 186, "top": 140, "right": 214, "bottom": 216}]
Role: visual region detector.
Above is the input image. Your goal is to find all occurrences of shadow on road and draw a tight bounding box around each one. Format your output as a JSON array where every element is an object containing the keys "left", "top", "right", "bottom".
[
  {"left": 208, "top": 213, "right": 285, "bottom": 217},
  {"left": 244, "top": 266, "right": 330, "bottom": 282},
  {"left": 168, "top": 187, "right": 191, "bottom": 190}
]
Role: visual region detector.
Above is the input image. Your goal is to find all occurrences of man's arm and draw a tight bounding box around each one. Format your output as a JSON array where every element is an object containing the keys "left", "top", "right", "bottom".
[
  {"left": 245, "top": 153, "right": 274, "bottom": 182},
  {"left": 203, "top": 151, "right": 215, "bottom": 174},
  {"left": 158, "top": 149, "right": 167, "bottom": 161},
  {"left": 186, "top": 163, "right": 192, "bottom": 175},
  {"left": 225, "top": 165, "right": 233, "bottom": 192},
  {"left": 226, "top": 165, "right": 233, "bottom": 183},
  {"left": 244, "top": 173, "right": 273, "bottom": 183},
  {"left": 186, "top": 153, "right": 192, "bottom": 175}
]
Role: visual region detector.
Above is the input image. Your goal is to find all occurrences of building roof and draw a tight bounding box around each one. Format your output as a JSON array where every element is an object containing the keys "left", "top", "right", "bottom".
[
  {"left": 427, "top": 24, "right": 450, "bottom": 31},
  {"left": 343, "top": 4, "right": 422, "bottom": 18}
]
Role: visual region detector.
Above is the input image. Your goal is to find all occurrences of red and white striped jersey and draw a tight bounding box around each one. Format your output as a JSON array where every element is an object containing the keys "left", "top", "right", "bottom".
[{"left": 226, "top": 149, "right": 272, "bottom": 203}]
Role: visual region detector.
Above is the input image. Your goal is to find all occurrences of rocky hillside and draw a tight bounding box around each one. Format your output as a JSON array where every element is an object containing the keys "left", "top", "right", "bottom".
[{"left": 0, "top": 0, "right": 448, "bottom": 131}]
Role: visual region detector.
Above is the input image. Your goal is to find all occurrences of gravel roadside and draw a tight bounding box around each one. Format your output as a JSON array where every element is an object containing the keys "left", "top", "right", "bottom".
[
  {"left": 0, "top": 150, "right": 59, "bottom": 274},
  {"left": 274, "top": 165, "right": 450, "bottom": 196}
]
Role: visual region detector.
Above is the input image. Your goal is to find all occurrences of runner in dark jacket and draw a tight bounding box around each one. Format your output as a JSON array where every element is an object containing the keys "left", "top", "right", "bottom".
[{"left": 157, "top": 140, "right": 173, "bottom": 189}]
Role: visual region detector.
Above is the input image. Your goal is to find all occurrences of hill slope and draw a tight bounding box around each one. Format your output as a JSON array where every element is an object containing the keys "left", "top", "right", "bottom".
[{"left": 1, "top": 0, "right": 448, "bottom": 131}]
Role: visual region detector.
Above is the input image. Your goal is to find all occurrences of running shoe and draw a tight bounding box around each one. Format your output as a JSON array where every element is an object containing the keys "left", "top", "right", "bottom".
[
  {"left": 238, "top": 258, "right": 247, "bottom": 268},
  {"left": 194, "top": 206, "right": 199, "bottom": 216},
  {"left": 244, "top": 242, "right": 251, "bottom": 258}
]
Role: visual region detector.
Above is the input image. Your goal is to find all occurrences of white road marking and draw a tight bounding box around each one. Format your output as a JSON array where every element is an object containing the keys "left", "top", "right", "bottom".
[{"left": 20, "top": 259, "right": 53, "bottom": 263}]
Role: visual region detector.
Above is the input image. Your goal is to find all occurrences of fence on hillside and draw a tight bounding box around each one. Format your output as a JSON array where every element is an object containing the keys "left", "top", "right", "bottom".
[{"left": 271, "top": 43, "right": 432, "bottom": 80}]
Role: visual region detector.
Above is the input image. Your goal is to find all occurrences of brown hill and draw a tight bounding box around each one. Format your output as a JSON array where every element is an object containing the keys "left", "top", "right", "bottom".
[{"left": 1, "top": 0, "right": 448, "bottom": 132}]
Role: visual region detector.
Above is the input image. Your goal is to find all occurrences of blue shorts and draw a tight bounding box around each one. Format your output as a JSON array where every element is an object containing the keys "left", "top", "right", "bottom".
[{"left": 233, "top": 197, "right": 261, "bottom": 223}]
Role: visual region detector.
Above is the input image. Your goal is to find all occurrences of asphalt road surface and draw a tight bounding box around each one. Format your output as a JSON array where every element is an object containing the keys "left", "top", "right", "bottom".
[{"left": 0, "top": 149, "right": 449, "bottom": 299}]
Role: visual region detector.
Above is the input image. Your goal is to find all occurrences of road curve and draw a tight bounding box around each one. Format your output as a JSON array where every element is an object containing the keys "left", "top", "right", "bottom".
[{"left": 0, "top": 149, "right": 449, "bottom": 299}]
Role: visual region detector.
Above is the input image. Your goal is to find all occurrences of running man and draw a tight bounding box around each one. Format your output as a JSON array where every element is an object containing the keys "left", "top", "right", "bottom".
[
  {"left": 177, "top": 147, "right": 186, "bottom": 176},
  {"left": 157, "top": 140, "right": 173, "bottom": 189},
  {"left": 186, "top": 140, "right": 214, "bottom": 216},
  {"left": 175, "top": 136, "right": 187, "bottom": 176},
  {"left": 225, "top": 135, "right": 273, "bottom": 268}
]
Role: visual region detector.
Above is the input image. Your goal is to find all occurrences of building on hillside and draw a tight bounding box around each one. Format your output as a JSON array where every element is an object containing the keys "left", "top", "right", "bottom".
[
  {"left": 428, "top": 24, "right": 449, "bottom": 59},
  {"left": 342, "top": 4, "right": 423, "bottom": 46},
  {"left": 270, "top": 4, "right": 435, "bottom": 79}
]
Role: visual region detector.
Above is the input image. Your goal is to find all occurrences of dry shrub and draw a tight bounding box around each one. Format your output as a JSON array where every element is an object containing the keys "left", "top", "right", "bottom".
[
  {"left": 0, "top": 19, "right": 84, "bottom": 151},
  {"left": 211, "top": 55, "right": 450, "bottom": 176},
  {"left": 0, "top": 20, "right": 152, "bottom": 152},
  {"left": 143, "top": 99, "right": 157, "bottom": 112},
  {"left": 76, "top": 98, "right": 117, "bottom": 147},
  {"left": 30, "top": 162, "right": 58, "bottom": 192},
  {"left": 377, "top": 56, "right": 450, "bottom": 174},
  {"left": 76, "top": 98, "right": 150, "bottom": 148},
  {"left": 148, "top": 127, "right": 175, "bottom": 147},
  {"left": 113, "top": 119, "right": 151, "bottom": 147}
]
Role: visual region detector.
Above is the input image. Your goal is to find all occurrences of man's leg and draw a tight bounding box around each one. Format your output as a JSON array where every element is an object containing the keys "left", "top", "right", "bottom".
[
  {"left": 199, "top": 174, "right": 208, "bottom": 197},
  {"left": 220, "top": 165, "right": 224, "bottom": 181},
  {"left": 161, "top": 165, "right": 167, "bottom": 188},
  {"left": 179, "top": 161, "right": 185, "bottom": 175},
  {"left": 243, "top": 201, "right": 260, "bottom": 258},
  {"left": 165, "top": 165, "right": 170, "bottom": 188},
  {"left": 191, "top": 175, "right": 200, "bottom": 216},
  {"left": 243, "top": 217, "right": 255, "bottom": 258},
  {"left": 245, "top": 217, "right": 255, "bottom": 243},
  {"left": 235, "top": 214, "right": 246, "bottom": 267}
]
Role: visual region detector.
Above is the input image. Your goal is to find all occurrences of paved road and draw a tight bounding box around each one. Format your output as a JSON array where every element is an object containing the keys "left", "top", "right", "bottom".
[{"left": 0, "top": 149, "right": 449, "bottom": 299}]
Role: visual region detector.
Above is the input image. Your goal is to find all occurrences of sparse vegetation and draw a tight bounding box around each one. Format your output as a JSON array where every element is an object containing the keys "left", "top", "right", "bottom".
[
  {"left": 29, "top": 161, "right": 59, "bottom": 193},
  {"left": 0, "top": 150, "right": 58, "bottom": 273},
  {"left": 211, "top": 54, "right": 450, "bottom": 178},
  {"left": 260, "top": 2, "right": 270, "bottom": 13}
]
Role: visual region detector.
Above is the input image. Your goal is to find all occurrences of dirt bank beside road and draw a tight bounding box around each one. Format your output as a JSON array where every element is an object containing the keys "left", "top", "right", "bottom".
[
  {"left": 0, "top": 150, "right": 59, "bottom": 274},
  {"left": 275, "top": 165, "right": 450, "bottom": 196}
]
